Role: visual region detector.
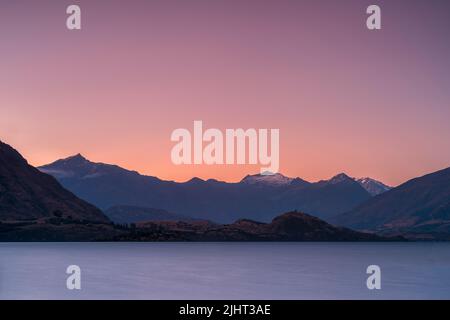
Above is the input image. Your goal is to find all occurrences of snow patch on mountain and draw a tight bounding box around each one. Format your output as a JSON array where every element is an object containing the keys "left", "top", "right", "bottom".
[
  {"left": 356, "top": 177, "right": 391, "bottom": 196},
  {"left": 241, "top": 173, "right": 294, "bottom": 186}
]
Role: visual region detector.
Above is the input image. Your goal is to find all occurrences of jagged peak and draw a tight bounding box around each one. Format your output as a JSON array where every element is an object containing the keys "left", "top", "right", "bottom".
[
  {"left": 45, "top": 153, "right": 91, "bottom": 167},
  {"left": 67, "top": 153, "right": 88, "bottom": 161},
  {"left": 327, "top": 172, "right": 353, "bottom": 184}
]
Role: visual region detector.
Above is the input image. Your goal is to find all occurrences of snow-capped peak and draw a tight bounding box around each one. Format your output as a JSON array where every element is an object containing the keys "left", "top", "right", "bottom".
[
  {"left": 356, "top": 177, "right": 391, "bottom": 196},
  {"left": 241, "top": 172, "right": 294, "bottom": 186}
]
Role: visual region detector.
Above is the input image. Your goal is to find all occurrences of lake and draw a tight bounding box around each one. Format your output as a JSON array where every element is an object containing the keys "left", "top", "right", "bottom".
[{"left": 0, "top": 242, "right": 449, "bottom": 300}]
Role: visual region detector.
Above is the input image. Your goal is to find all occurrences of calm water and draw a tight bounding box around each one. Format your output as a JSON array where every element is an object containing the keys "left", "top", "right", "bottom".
[{"left": 0, "top": 242, "right": 449, "bottom": 300}]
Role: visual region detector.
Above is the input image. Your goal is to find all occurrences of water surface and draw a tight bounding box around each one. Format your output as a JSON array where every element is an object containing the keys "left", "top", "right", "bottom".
[{"left": 0, "top": 242, "right": 449, "bottom": 300}]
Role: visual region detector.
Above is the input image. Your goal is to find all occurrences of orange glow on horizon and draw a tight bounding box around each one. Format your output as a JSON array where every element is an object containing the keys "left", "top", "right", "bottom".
[{"left": 1, "top": 1, "right": 450, "bottom": 187}]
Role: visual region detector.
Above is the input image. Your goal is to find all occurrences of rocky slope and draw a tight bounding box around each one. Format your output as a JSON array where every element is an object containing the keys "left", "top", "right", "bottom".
[{"left": 0, "top": 140, "right": 112, "bottom": 241}]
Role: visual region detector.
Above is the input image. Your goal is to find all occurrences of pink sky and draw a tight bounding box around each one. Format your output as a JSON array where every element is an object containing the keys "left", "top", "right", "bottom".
[{"left": 1, "top": 0, "right": 450, "bottom": 186}]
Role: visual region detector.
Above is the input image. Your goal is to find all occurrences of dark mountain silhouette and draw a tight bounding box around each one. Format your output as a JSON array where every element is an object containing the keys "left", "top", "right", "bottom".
[
  {"left": 0, "top": 141, "right": 115, "bottom": 241},
  {"left": 0, "top": 141, "right": 109, "bottom": 223},
  {"left": 0, "top": 140, "right": 407, "bottom": 241},
  {"left": 105, "top": 205, "right": 193, "bottom": 224},
  {"left": 332, "top": 167, "right": 450, "bottom": 238},
  {"left": 114, "top": 211, "right": 395, "bottom": 241},
  {"left": 39, "top": 155, "right": 372, "bottom": 223}
]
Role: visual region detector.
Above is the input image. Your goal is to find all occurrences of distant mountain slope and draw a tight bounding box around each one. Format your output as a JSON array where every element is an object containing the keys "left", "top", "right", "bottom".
[
  {"left": 105, "top": 205, "right": 193, "bottom": 224},
  {"left": 356, "top": 177, "right": 391, "bottom": 196},
  {"left": 332, "top": 167, "right": 450, "bottom": 235},
  {"left": 40, "top": 156, "right": 373, "bottom": 223},
  {"left": 0, "top": 141, "right": 109, "bottom": 223},
  {"left": 115, "top": 211, "right": 392, "bottom": 241},
  {"left": 278, "top": 173, "right": 372, "bottom": 220}
]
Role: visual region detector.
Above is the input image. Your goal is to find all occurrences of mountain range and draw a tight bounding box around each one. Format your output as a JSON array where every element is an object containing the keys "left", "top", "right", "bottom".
[
  {"left": 39, "top": 154, "right": 389, "bottom": 223},
  {"left": 0, "top": 139, "right": 394, "bottom": 241},
  {"left": 2, "top": 139, "right": 449, "bottom": 240}
]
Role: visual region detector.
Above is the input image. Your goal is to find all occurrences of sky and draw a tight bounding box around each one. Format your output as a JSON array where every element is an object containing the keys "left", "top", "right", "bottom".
[{"left": 1, "top": 0, "right": 450, "bottom": 186}]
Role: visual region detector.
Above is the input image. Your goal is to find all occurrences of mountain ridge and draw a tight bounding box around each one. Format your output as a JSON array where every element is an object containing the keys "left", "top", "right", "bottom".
[{"left": 39, "top": 154, "right": 376, "bottom": 223}]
